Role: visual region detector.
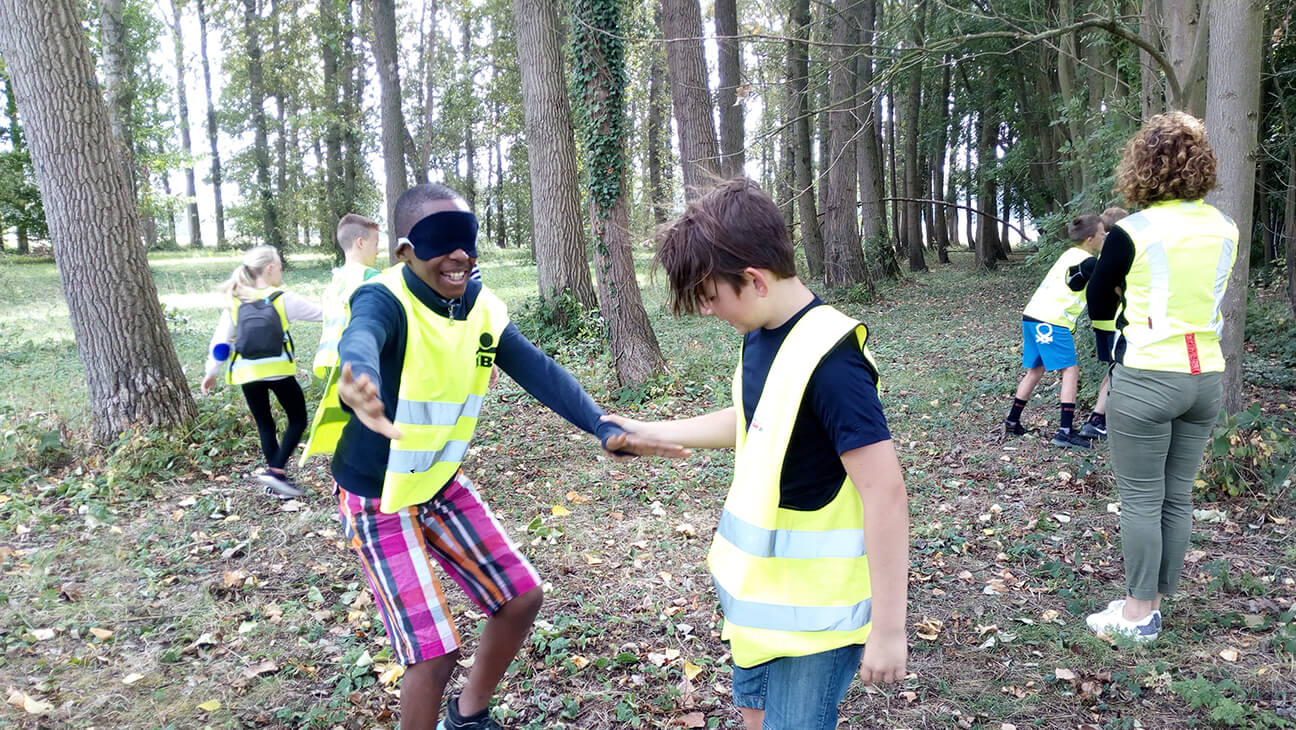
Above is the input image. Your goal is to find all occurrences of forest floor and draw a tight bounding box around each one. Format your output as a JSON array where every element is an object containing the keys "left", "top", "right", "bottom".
[{"left": 0, "top": 247, "right": 1293, "bottom": 729}]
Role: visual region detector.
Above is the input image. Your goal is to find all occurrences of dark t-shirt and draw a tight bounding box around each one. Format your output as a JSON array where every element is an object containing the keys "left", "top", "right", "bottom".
[{"left": 740, "top": 299, "right": 892, "bottom": 511}]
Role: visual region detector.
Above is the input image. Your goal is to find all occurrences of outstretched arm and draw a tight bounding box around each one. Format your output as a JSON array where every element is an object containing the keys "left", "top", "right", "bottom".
[
  {"left": 842, "top": 439, "right": 909, "bottom": 685},
  {"left": 600, "top": 407, "right": 737, "bottom": 450}
]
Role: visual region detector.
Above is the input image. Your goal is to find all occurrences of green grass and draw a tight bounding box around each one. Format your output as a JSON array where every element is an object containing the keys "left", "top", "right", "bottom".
[{"left": 0, "top": 247, "right": 1293, "bottom": 728}]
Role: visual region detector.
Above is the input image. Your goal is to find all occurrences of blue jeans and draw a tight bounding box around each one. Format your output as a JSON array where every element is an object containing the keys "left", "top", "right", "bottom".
[{"left": 731, "top": 644, "right": 864, "bottom": 729}]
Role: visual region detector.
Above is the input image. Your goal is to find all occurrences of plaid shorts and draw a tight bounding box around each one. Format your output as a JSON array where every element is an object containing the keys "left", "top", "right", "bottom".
[{"left": 336, "top": 472, "right": 541, "bottom": 666}]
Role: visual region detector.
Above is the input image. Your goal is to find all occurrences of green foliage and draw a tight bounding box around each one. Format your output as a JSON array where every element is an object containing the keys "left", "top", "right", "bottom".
[
  {"left": 1244, "top": 284, "right": 1296, "bottom": 388},
  {"left": 0, "top": 407, "right": 73, "bottom": 481},
  {"left": 1197, "top": 405, "right": 1295, "bottom": 502},
  {"left": 1170, "top": 675, "right": 1292, "bottom": 728},
  {"left": 510, "top": 290, "right": 605, "bottom": 354}
]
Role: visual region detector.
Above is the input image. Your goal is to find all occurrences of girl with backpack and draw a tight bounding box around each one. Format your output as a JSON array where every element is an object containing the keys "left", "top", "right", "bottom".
[{"left": 201, "top": 246, "right": 323, "bottom": 497}]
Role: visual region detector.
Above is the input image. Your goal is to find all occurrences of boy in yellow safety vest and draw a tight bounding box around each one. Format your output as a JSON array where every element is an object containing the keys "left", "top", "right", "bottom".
[
  {"left": 312, "top": 213, "right": 382, "bottom": 377},
  {"left": 602, "top": 179, "right": 909, "bottom": 730},
  {"left": 314, "top": 183, "right": 687, "bottom": 729},
  {"left": 1002, "top": 214, "right": 1106, "bottom": 449}
]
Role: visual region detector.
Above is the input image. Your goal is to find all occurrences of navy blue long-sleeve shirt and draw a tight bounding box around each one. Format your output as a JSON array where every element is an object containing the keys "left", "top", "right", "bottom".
[{"left": 330, "top": 265, "right": 625, "bottom": 498}]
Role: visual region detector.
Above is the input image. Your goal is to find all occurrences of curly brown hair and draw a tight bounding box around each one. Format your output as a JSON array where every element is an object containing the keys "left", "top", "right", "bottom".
[{"left": 1115, "top": 112, "right": 1218, "bottom": 207}]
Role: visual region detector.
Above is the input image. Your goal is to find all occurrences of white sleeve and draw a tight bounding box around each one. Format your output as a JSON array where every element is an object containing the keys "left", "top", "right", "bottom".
[
  {"left": 283, "top": 290, "right": 324, "bottom": 323},
  {"left": 204, "top": 310, "right": 234, "bottom": 378}
]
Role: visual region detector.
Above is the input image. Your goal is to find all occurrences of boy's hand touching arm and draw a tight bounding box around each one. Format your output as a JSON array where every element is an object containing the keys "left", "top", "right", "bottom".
[
  {"left": 601, "top": 406, "right": 737, "bottom": 450},
  {"left": 841, "top": 439, "right": 909, "bottom": 685}
]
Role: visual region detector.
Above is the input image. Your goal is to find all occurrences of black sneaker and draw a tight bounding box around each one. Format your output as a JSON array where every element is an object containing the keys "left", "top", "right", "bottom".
[
  {"left": 439, "top": 694, "right": 501, "bottom": 730},
  {"left": 1050, "top": 428, "right": 1094, "bottom": 450},
  {"left": 1078, "top": 420, "right": 1107, "bottom": 440},
  {"left": 255, "top": 469, "right": 304, "bottom": 498},
  {"left": 1003, "top": 420, "right": 1029, "bottom": 437}
]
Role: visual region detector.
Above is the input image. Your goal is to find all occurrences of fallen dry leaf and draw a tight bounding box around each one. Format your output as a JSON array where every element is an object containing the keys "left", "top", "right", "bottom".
[
  {"left": 1219, "top": 648, "right": 1240, "bottom": 662},
  {"left": 683, "top": 660, "right": 702, "bottom": 680},
  {"left": 122, "top": 673, "right": 144, "bottom": 685},
  {"left": 1054, "top": 668, "right": 1077, "bottom": 681},
  {"left": 31, "top": 628, "right": 56, "bottom": 641},
  {"left": 565, "top": 491, "right": 590, "bottom": 503},
  {"left": 89, "top": 627, "right": 114, "bottom": 640},
  {"left": 675, "top": 711, "right": 705, "bottom": 728},
  {"left": 915, "top": 617, "right": 943, "bottom": 641},
  {"left": 197, "top": 699, "right": 221, "bottom": 712},
  {"left": 241, "top": 660, "right": 279, "bottom": 680},
  {"left": 551, "top": 504, "right": 571, "bottom": 517},
  {"left": 570, "top": 655, "right": 590, "bottom": 669}
]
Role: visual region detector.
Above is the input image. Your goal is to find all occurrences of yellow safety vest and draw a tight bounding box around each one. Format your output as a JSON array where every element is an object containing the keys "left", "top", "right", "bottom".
[
  {"left": 1023, "top": 246, "right": 1093, "bottom": 330},
  {"left": 313, "top": 263, "right": 379, "bottom": 377},
  {"left": 708, "top": 305, "right": 880, "bottom": 668},
  {"left": 227, "top": 288, "right": 295, "bottom": 385},
  {"left": 1115, "top": 199, "right": 1238, "bottom": 374}
]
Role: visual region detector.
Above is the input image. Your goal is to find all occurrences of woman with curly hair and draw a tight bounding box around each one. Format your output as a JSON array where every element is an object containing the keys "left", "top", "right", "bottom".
[{"left": 1084, "top": 112, "right": 1239, "bottom": 642}]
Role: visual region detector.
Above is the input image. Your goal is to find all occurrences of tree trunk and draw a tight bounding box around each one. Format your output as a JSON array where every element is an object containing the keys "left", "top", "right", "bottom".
[
  {"left": 787, "top": 0, "right": 823, "bottom": 280},
  {"left": 1205, "top": 0, "right": 1263, "bottom": 413},
  {"left": 495, "top": 99, "right": 506, "bottom": 248},
  {"left": 1167, "top": 0, "right": 1208, "bottom": 116},
  {"left": 99, "top": 0, "right": 138, "bottom": 213},
  {"left": 856, "top": 0, "right": 886, "bottom": 250},
  {"left": 647, "top": 6, "right": 670, "bottom": 224},
  {"left": 887, "top": 80, "right": 901, "bottom": 254},
  {"left": 715, "top": 0, "right": 744, "bottom": 178},
  {"left": 513, "top": 0, "right": 597, "bottom": 313},
  {"left": 661, "top": 0, "right": 719, "bottom": 199},
  {"left": 320, "top": 0, "right": 345, "bottom": 259},
  {"left": 243, "top": 0, "right": 283, "bottom": 254},
  {"left": 195, "top": 0, "right": 226, "bottom": 247},
  {"left": 1139, "top": 0, "right": 1164, "bottom": 118},
  {"left": 167, "top": 0, "right": 201, "bottom": 248},
  {"left": 461, "top": 9, "right": 476, "bottom": 208},
  {"left": 571, "top": 0, "right": 665, "bottom": 386},
  {"left": 0, "top": 0, "right": 197, "bottom": 441},
  {"left": 342, "top": 0, "right": 364, "bottom": 216},
  {"left": 1286, "top": 142, "right": 1296, "bottom": 315},
  {"left": 821, "top": 0, "right": 867, "bottom": 289},
  {"left": 965, "top": 124, "right": 975, "bottom": 250},
  {"left": 1056, "top": 0, "right": 1087, "bottom": 195},
  {"left": 930, "top": 55, "right": 951, "bottom": 261},
  {"left": 975, "top": 112, "right": 998, "bottom": 270},
  {"left": 373, "top": 0, "right": 409, "bottom": 262},
  {"left": 902, "top": 0, "right": 927, "bottom": 272}
]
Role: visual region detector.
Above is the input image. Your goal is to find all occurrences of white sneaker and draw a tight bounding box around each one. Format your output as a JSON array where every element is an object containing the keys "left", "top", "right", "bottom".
[
  {"left": 255, "top": 469, "right": 304, "bottom": 498},
  {"left": 1086, "top": 598, "right": 1161, "bottom": 642}
]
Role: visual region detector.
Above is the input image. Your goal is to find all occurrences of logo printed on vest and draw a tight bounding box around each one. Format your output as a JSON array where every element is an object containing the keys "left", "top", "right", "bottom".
[{"left": 477, "top": 332, "right": 497, "bottom": 368}]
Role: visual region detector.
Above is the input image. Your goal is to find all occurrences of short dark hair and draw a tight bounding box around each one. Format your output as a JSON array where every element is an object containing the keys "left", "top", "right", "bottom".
[
  {"left": 336, "top": 213, "right": 378, "bottom": 250},
  {"left": 1066, "top": 214, "right": 1103, "bottom": 242},
  {"left": 1100, "top": 207, "right": 1129, "bottom": 228},
  {"left": 394, "top": 183, "right": 465, "bottom": 238},
  {"left": 655, "top": 179, "right": 796, "bottom": 315}
]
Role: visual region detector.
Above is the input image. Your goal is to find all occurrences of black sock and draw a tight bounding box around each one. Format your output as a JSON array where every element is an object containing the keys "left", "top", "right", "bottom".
[
  {"left": 1060, "top": 402, "right": 1076, "bottom": 432},
  {"left": 1006, "top": 397, "right": 1028, "bottom": 424},
  {"left": 452, "top": 696, "right": 489, "bottom": 722}
]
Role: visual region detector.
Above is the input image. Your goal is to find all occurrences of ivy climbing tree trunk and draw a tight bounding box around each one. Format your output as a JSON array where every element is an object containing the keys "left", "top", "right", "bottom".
[
  {"left": 1205, "top": 0, "right": 1263, "bottom": 413},
  {"left": 661, "top": 0, "right": 719, "bottom": 199},
  {"left": 0, "top": 0, "right": 197, "bottom": 442},
  {"left": 512, "top": 0, "right": 597, "bottom": 314},
  {"left": 571, "top": 0, "right": 665, "bottom": 387}
]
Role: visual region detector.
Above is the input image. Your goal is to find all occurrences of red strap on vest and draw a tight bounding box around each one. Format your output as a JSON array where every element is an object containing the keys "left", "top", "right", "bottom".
[{"left": 1185, "top": 333, "right": 1202, "bottom": 375}]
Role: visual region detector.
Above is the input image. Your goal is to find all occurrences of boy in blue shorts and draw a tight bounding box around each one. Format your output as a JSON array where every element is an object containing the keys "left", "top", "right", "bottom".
[
  {"left": 1003, "top": 214, "right": 1106, "bottom": 449},
  {"left": 603, "top": 179, "right": 909, "bottom": 730},
  {"left": 312, "top": 183, "right": 686, "bottom": 729}
]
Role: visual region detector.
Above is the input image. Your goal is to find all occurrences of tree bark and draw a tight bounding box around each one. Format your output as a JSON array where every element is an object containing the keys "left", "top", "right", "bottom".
[
  {"left": 0, "top": 0, "right": 197, "bottom": 441},
  {"left": 647, "top": 6, "right": 670, "bottom": 224},
  {"left": 571, "top": 0, "right": 665, "bottom": 387},
  {"left": 887, "top": 79, "right": 901, "bottom": 254},
  {"left": 1205, "top": 0, "right": 1263, "bottom": 413},
  {"left": 1167, "top": 0, "right": 1208, "bottom": 116},
  {"left": 320, "top": 0, "right": 346, "bottom": 259},
  {"left": 661, "top": 0, "right": 719, "bottom": 199},
  {"left": 195, "top": 0, "right": 226, "bottom": 247},
  {"left": 1286, "top": 141, "right": 1296, "bottom": 315},
  {"left": 342, "top": 0, "right": 364, "bottom": 216},
  {"left": 902, "top": 0, "right": 928, "bottom": 272},
  {"left": 822, "top": 0, "right": 867, "bottom": 289},
  {"left": 1139, "top": 0, "right": 1164, "bottom": 118},
  {"left": 243, "top": 0, "right": 284, "bottom": 254},
  {"left": 512, "top": 0, "right": 597, "bottom": 313},
  {"left": 787, "top": 0, "right": 823, "bottom": 280},
  {"left": 461, "top": 9, "right": 477, "bottom": 208},
  {"left": 856, "top": 0, "right": 886, "bottom": 250},
  {"left": 373, "top": 0, "right": 409, "bottom": 262},
  {"left": 167, "top": 0, "right": 201, "bottom": 248},
  {"left": 715, "top": 0, "right": 744, "bottom": 178},
  {"left": 930, "top": 55, "right": 952, "bottom": 261},
  {"left": 975, "top": 112, "right": 998, "bottom": 270}
]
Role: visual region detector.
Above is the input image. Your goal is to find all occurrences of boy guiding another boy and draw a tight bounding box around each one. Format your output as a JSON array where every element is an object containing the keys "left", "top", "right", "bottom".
[
  {"left": 312, "top": 183, "right": 685, "bottom": 730},
  {"left": 604, "top": 179, "right": 909, "bottom": 729},
  {"left": 1003, "top": 214, "right": 1106, "bottom": 449}
]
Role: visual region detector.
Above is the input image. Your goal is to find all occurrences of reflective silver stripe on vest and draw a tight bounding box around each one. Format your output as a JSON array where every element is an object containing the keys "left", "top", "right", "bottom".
[
  {"left": 231, "top": 352, "right": 291, "bottom": 370},
  {"left": 1210, "top": 237, "right": 1236, "bottom": 337},
  {"left": 717, "top": 509, "right": 867, "bottom": 560},
  {"left": 1145, "top": 241, "right": 1170, "bottom": 335},
  {"left": 387, "top": 440, "right": 472, "bottom": 473},
  {"left": 714, "top": 579, "right": 872, "bottom": 633},
  {"left": 395, "top": 394, "right": 485, "bottom": 427}
]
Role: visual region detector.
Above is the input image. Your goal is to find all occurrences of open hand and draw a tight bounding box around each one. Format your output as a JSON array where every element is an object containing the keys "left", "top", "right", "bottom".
[
  {"left": 337, "top": 362, "right": 403, "bottom": 440},
  {"left": 602, "top": 431, "right": 690, "bottom": 463},
  {"left": 858, "top": 629, "right": 907, "bottom": 685}
]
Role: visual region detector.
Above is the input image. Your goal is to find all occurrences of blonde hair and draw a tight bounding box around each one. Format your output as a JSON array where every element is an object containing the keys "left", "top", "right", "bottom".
[
  {"left": 1115, "top": 112, "right": 1218, "bottom": 207},
  {"left": 218, "top": 245, "right": 280, "bottom": 301}
]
